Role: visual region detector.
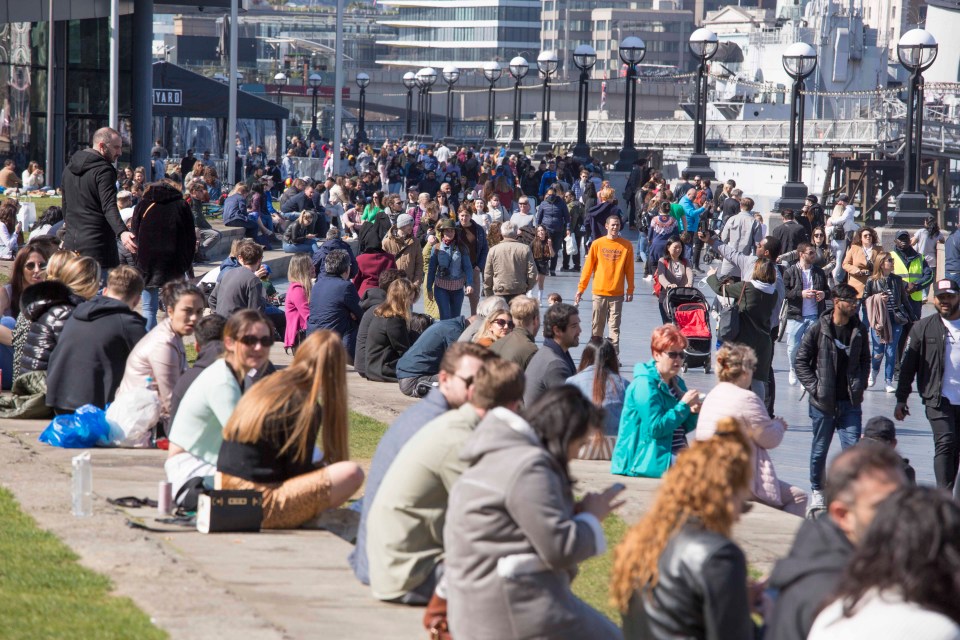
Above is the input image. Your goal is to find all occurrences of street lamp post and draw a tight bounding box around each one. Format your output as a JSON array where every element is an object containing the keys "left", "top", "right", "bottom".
[
  {"left": 308, "top": 72, "right": 322, "bottom": 142},
  {"left": 892, "top": 28, "right": 939, "bottom": 226},
  {"left": 683, "top": 28, "right": 719, "bottom": 180},
  {"left": 507, "top": 56, "right": 529, "bottom": 153},
  {"left": 775, "top": 42, "right": 817, "bottom": 213},
  {"left": 274, "top": 71, "right": 288, "bottom": 108},
  {"left": 572, "top": 44, "right": 596, "bottom": 162},
  {"left": 442, "top": 65, "right": 460, "bottom": 145},
  {"left": 414, "top": 73, "right": 426, "bottom": 140},
  {"left": 534, "top": 50, "right": 559, "bottom": 159},
  {"left": 416, "top": 67, "right": 437, "bottom": 143},
  {"left": 402, "top": 71, "right": 416, "bottom": 141},
  {"left": 614, "top": 36, "right": 646, "bottom": 171},
  {"left": 482, "top": 61, "right": 502, "bottom": 150},
  {"left": 355, "top": 72, "right": 370, "bottom": 149}
]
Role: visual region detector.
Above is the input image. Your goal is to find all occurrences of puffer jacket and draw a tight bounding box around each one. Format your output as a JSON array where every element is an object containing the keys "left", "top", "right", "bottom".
[
  {"left": 535, "top": 194, "right": 570, "bottom": 234},
  {"left": 482, "top": 237, "right": 537, "bottom": 297},
  {"left": 18, "top": 281, "right": 83, "bottom": 376},
  {"left": 794, "top": 313, "right": 870, "bottom": 413},
  {"left": 444, "top": 407, "right": 620, "bottom": 640},
  {"left": 622, "top": 522, "right": 755, "bottom": 640},
  {"left": 132, "top": 182, "right": 196, "bottom": 288}
]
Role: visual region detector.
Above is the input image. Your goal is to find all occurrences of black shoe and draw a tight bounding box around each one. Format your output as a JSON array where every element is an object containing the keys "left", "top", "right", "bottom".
[
  {"left": 573, "top": 264, "right": 580, "bottom": 270},
  {"left": 550, "top": 270, "right": 557, "bottom": 277},
  {"left": 560, "top": 266, "right": 571, "bottom": 272}
]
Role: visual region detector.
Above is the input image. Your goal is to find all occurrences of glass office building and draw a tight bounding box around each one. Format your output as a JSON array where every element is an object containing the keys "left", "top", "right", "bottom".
[{"left": 376, "top": 0, "right": 541, "bottom": 68}]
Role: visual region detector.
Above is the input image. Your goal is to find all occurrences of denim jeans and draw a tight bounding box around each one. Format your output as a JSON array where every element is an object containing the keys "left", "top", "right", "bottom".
[
  {"left": 0, "top": 315, "right": 16, "bottom": 390},
  {"left": 283, "top": 241, "right": 318, "bottom": 254},
  {"left": 809, "top": 399, "right": 862, "bottom": 490},
  {"left": 636, "top": 234, "right": 648, "bottom": 263},
  {"left": 141, "top": 286, "right": 160, "bottom": 331},
  {"left": 871, "top": 322, "right": 903, "bottom": 383},
  {"left": 785, "top": 314, "right": 818, "bottom": 370},
  {"left": 434, "top": 286, "right": 465, "bottom": 320}
]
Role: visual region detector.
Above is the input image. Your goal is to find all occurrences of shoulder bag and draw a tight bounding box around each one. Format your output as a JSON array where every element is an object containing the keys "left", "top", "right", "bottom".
[{"left": 717, "top": 283, "right": 746, "bottom": 342}]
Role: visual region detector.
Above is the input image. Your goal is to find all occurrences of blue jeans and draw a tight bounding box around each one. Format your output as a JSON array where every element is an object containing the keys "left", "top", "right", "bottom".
[
  {"left": 142, "top": 286, "right": 160, "bottom": 331},
  {"left": 636, "top": 234, "right": 648, "bottom": 262},
  {"left": 283, "top": 241, "right": 318, "bottom": 254},
  {"left": 0, "top": 315, "right": 16, "bottom": 390},
  {"left": 785, "top": 314, "right": 818, "bottom": 370},
  {"left": 434, "top": 287, "right": 465, "bottom": 320},
  {"left": 871, "top": 323, "right": 903, "bottom": 383},
  {"left": 809, "top": 400, "right": 862, "bottom": 490}
]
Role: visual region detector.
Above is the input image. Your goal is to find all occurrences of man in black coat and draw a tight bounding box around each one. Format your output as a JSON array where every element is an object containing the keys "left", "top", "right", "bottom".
[
  {"left": 62, "top": 127, "right": 137, "bottom": 268},
  {"left": 45, "top": 266, "right": 147, "bottom": 413},
  {"left": 766, "top": 443, "right": 905, "bottom": 640},
  {"left": 771, "top": 209, "right": 810, "bottom": 257}
]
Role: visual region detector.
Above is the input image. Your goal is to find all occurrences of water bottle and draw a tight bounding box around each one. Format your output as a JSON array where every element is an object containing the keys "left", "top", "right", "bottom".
[{"left": 72, "top": 452, "right": 93, "bottom": 517}]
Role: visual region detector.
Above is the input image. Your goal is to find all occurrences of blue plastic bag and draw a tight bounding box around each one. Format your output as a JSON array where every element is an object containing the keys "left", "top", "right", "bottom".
[{"left": 38, "top": 404, "right": 111, "bottom": 448}]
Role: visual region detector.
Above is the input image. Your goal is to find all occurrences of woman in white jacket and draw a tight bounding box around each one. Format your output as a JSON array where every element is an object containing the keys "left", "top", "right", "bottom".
[
  {"left": 825, "top": 195, "right": 857, "bottom": 283},
  {"left": 444, "top": 386, "right": 625, "bottom": 640},
  {"left": 697, "top": 343, "right": 807, "bottom": 516}
]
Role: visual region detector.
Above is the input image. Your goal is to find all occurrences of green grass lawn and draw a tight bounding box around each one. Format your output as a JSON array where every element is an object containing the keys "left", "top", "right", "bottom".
[
  {"left": 573, "top": 513, "right": 629, "bottom": 622},
  {"left": 349, "top": 410, "right": 388, "bottom": 461},
  {"left": 0, "top": 487, "right": 166, "bottom": 640}
]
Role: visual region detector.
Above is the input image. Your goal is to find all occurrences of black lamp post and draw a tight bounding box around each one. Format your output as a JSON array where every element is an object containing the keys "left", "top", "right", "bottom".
[
  {"left": 775, "top": 42, "right": 817, "bottom": 213},
  {"left": 274, "top": 71, "right": 288, "bottom": 107},
  {"left": 572, "top": 44, "right": 596, "bottom": 162},
  {"left": 507, "top": 56, "right": 529, "bottom": 153},
  {"left": 482, "top": 61, "right": 502, "bottom": 150},
  {"left": 416, "top": 67, "right": 437, "bottom": 143},
  {"left": 308, "top": 72, "right": 322, "bottom": 142},
  {"left": 614, "top": 36, "right": 646, "bottom": 171},
  {"left": 683, "top": 28, "right": 718, "bottom": 180},
  {"left": 534, "top": 50, "right": 559, "bottom": 159},
  {"left": 891, "top": 28, "right": 939, "bottom": 227},
  {"left": 356, "top": 72, "right": 370, "bottom": 148},
  {"left": 414, "top": 72, "right": 426, "bottom": 140},
  {"left": 402, "top": 71, "right": 416, "bottom": 141},
  {"left": 442, "top": 65, "right": 460, "bottom": 145}
]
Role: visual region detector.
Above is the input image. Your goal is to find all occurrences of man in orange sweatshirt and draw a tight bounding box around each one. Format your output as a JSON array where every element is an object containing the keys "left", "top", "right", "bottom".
[{"left": 575, "top": 213, "right": 635, "bottom": 353}]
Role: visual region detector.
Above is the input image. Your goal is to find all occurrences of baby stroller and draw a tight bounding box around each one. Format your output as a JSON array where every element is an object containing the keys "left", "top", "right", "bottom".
[{"left": 665, "top": 286, "right": 712, "bottom": 374}]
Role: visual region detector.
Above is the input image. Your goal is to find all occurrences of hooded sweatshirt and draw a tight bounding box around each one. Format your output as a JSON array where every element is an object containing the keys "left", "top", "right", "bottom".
[
  {"left": 62, "top": 149, "right": 128, "bottom": 268},
  {"left": 585, "top": 200, "right": 621, "bottom": 241},
  {"left": 132, "top": 182, "right": 196, "bottom": 288},
  {"left": 766, "top": 518, "right": 854, "bottom": 640},
  {"left": 45, "top": 295, "right": 147, "bottom": 411}
]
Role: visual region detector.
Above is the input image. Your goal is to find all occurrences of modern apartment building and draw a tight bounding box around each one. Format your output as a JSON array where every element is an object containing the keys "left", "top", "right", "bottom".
[
  {"left": 375, "top": 0, "right": 541, "bottom": 68},
  {"left": 541, "top": 1, "right": 696, "bottom": 77}
]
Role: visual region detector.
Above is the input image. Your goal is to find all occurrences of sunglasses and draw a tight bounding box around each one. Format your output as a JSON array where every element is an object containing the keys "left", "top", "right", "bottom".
[
  {"left": 663, "top": 350, "right": 686, "bottom": 360},
  {"left": 238, "top": 335, "right": 274, "bottom": 348},
  {"left": 25, "top": 261, "right": 47, "bottom": 270},
  {"left": 492, "top": 318, "right": 515, "bottom": 329}
]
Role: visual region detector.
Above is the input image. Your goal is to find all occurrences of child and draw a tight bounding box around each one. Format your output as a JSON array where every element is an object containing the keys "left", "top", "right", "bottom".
[
  {"left": 862, "top": 416, "right": 916, "bottom": 485},
  {"left": 117, "top": 191, "right": 137, "bottom": 267},
  {"left": 547, "top": 292, "right": 562, "bottom": 306}
]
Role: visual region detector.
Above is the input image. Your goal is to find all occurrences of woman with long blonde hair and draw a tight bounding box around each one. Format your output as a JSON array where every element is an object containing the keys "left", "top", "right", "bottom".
[
  {"left": 612, "top": 417, "right": 757, "bottom": 639},
  {"left": 218, "top": 330, "right": 364, "bottom": 529},
  {"left": 284, "top": 253, "right": 314, "bottom": 353}
]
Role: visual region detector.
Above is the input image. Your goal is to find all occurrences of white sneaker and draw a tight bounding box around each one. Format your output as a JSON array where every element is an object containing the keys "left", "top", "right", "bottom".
[
  {"left": 806, "top": 489, "right": 825, "bottom": 518},
  {"left": 643, "top": 274, "right": 653, "bottom": 282},
  {"left": 788, "top": 370, "right": 797, "bottom": 386},
  {"left": 868, "top": 371, "right": 876, "bottom": 387},
  {"left": 885, "top": 383, "right": 896, "bottom": 394}
]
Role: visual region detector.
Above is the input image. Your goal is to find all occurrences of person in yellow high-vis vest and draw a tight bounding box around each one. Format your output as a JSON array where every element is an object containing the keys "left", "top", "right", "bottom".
[{"left": 892, "top": 230, "right": 934, "bottom": 369}]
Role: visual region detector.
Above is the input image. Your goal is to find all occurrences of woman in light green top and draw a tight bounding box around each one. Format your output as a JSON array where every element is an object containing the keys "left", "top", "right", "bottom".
[
  {"left": 165, "top": 309, "right": 273, "bottom": 506},
  {"left": 361, "top": 191, "right": 384, "bottom": 223}
]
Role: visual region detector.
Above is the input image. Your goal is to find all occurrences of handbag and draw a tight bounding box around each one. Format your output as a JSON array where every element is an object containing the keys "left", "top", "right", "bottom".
[
  {"left": 564, "top": 234, "right": 578, "bottom": 257},
  {"left": 196, "top": 490, "right": 263, "bottom": 533},
  {"left": 717, "top": 283, "right": 746, "bottom": 342}
]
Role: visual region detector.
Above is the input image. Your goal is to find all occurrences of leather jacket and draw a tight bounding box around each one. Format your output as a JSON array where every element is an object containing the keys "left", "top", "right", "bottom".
[
  {"left": 19, "top": 281, "right": 83, "bottom": 376},
  {"left": 622, "top": 522, "right": 756, "bottom": 640}
]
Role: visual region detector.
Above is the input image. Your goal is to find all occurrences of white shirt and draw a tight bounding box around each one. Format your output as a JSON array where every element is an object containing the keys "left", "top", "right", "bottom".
[
  {"left": 913, "top": 228, "right": 941, "bottom": 264},
  {"left": 800, "top": 265, "right": 818, "bottom": 316},
  {"left": 941, "top": 316, "right": 960, "bottom": 404},
  {"left": 810, "top": 589, "right": 960, "bottom": 640},
  {"left": 434, "top": 145, "right": 451, "bottom": 164}
]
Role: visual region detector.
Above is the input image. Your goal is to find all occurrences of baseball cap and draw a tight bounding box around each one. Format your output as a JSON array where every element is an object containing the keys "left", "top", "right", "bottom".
[
  {"left": 934, "top": 278, "right": 960, "bottom": 296},
  {"left": 836, "top": 194, "right": 849, "bottom": 202},
  {"left": 863, "top": 416, "right": 896, "bottom": 443},
  {"left": 396, "top": 213, "right": 414, "bottom": 228},
  {"left": 895, "top": 229, "right": 911, "bottom": 240}
]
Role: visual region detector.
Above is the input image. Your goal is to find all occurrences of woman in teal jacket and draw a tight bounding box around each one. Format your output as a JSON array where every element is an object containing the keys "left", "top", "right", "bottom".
[{"left": 612, "top": 324, "right": 703, "bottom": 478}]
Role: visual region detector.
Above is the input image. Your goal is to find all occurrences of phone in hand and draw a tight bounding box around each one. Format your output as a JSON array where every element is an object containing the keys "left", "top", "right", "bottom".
[{"left": 609, "top": 482, "right": 627, "bottom": 493}]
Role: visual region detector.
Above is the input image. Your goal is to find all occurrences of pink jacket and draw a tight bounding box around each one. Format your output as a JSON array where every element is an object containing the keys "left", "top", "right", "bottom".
[
  {"left": 696, "top": 382, "right": 788, "bottom": 507},
  {"left": 284, "top": 281, "right": 310, "bottom": 347}
]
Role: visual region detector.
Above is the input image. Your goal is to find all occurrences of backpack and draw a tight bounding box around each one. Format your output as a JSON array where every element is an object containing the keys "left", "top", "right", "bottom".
[{"left": 652, "top": 258, "right": 671, "bottom": 297}]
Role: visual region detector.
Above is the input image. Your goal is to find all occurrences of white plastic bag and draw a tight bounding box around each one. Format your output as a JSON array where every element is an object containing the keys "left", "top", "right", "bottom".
[
  {"left": 17, "top": 202, "right": 36, "bottom": 232},
  {"left": 564, "top": 234, "right": 578, "bottom": 257},
  {"left": 106, "top": 389, "right": 161, "bottom": 448}
]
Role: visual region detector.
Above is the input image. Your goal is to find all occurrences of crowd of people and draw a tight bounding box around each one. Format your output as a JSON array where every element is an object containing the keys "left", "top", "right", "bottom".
[{"left": 2, "top": 125, "right": 960, "bottom": 638}]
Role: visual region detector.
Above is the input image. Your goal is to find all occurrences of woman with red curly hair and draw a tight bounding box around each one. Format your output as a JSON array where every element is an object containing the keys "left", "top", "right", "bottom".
[
  {"left": 611, "top": 324, "right": 703, "bottom": 478},
  {"left": 611, "top": 416, "right": 758, "bottom": 638}
]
